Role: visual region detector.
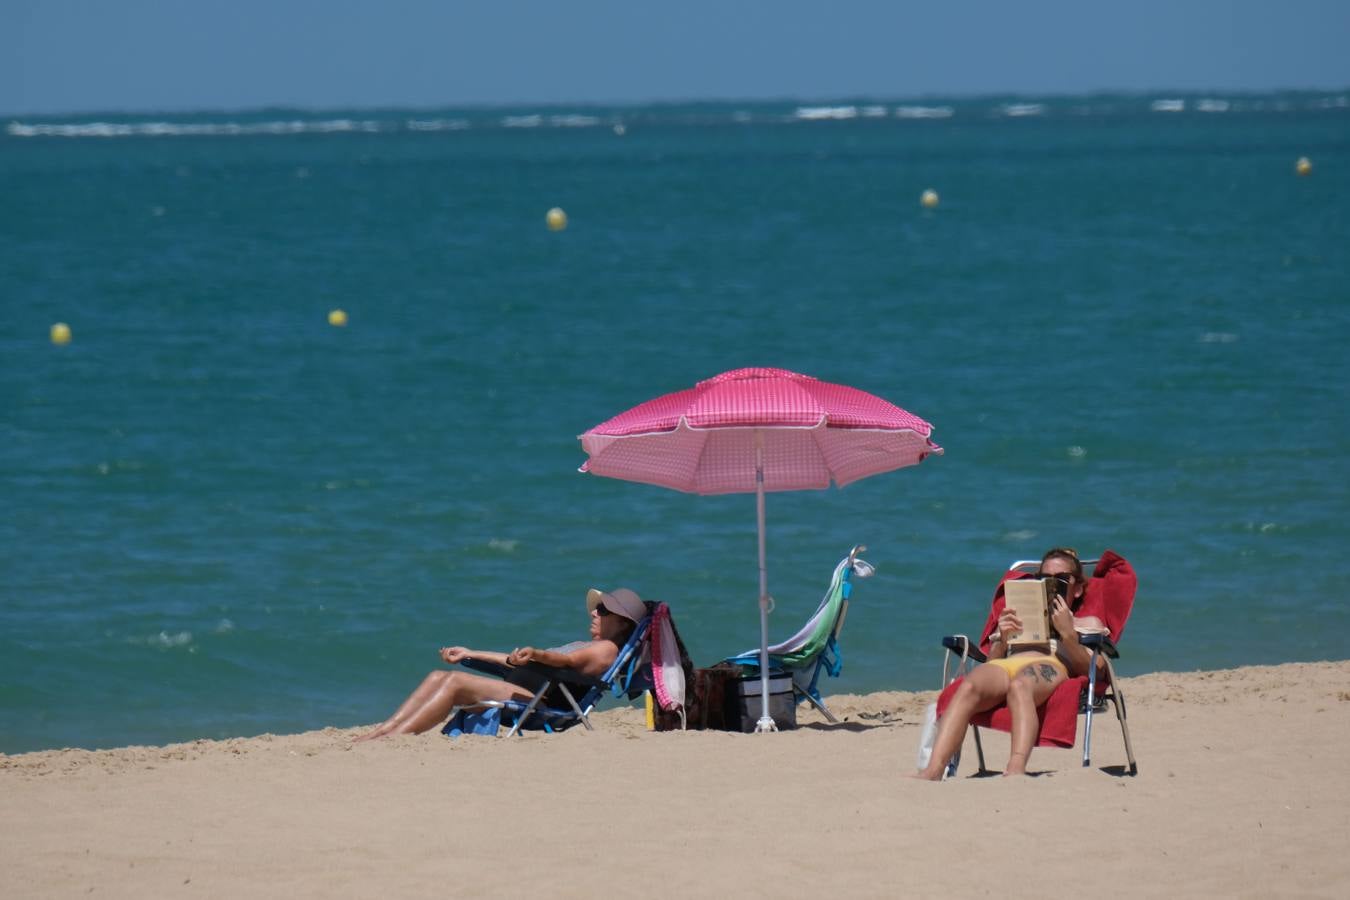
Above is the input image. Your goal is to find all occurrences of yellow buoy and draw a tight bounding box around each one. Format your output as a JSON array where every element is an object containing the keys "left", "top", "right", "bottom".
[
  {"left": 50, "top": 322, "right": 72, "bottom": 345},
  {"left": 546, "top": 207, "right": 568, "bottom": 231},
  {"left": 920, "top": 188, "right": 940, "bottom": 209},
  {"left": 328, "top": 309, "right": 348, "bottom": 327},
  {"left": 1295, "top": 156, "right": 1312, "bottom": 176}
]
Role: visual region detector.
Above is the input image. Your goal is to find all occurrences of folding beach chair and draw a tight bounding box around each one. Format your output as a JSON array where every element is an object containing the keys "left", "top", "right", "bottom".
[
  {"left": 442, "top": 610, "right": 653, "bottom": 738},
  {"left": 935, "top": 551, "right": 1138, "bottom": 776},
  {"left": 724, "top": 545, "right": 873, "bottom": 723}
]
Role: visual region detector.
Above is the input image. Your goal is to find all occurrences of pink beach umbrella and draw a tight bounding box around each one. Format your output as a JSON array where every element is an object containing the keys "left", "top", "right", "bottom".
[{"left": 579, "top": 367, "right": 942, "bottom": 732}]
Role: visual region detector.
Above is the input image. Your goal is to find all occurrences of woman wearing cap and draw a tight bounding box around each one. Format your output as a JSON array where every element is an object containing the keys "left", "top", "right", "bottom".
[{"left": 354, "top": 587, "right": 646, "bottom": 741}]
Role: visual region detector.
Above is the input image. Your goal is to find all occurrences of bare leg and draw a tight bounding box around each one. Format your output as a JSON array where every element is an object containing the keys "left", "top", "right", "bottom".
[
  {"left": 355, "top": 671, "right": 455, "bottom": 741},
  {"left": 912, "top": 664, "right": 1012, "bottom": 780},
  {"left": 356, "top": 671, "right": 533, "bottom": 741},
  {"left": 1003, "top": 663, "right": 1066, "bottom": 776},
  {"left": 379, "top": 672, "right": 453, "bottom": 731}
]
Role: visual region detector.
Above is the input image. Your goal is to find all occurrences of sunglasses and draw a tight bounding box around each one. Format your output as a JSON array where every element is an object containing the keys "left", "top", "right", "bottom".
[
  {"left": 594, "top": 603, "right": 612, "bottom": 617},
  {"left": 1038, "top": 573, "right": 1075, "bottom": 591}
]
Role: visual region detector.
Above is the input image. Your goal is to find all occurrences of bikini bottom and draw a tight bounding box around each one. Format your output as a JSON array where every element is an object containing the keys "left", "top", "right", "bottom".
[{"left": 986, "top": 654, "right": 1067, "bottom": 681}]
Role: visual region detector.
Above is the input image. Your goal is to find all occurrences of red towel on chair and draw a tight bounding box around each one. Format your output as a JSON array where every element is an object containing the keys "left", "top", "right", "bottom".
[{"left": 936, "top": 551, "right": 1136, "bottom": 748}]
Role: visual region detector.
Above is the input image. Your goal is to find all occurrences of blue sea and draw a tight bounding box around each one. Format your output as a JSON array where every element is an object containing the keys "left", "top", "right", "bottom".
[{"left": 3, "top": 93, "right": 1348, "bottom": 753}]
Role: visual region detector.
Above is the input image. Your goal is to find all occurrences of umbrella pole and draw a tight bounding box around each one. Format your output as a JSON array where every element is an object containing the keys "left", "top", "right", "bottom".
[{"left": 754, "top": 434, "right": 777, "bottom": 733}]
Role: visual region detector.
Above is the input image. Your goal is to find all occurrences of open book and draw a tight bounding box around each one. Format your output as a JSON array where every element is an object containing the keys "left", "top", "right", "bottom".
[{"left": 1002, "top": 579, "right": 1055, "bottom": 652}]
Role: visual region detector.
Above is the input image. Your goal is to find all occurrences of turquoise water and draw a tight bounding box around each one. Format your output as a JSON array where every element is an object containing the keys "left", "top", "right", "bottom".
[{"left": 3, "top": 93, "right": 1348, "bottom": 753}]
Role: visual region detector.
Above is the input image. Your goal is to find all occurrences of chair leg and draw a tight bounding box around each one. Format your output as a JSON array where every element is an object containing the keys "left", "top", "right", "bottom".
[
  {"left": 555, "top": 684, "right": 593, "bottom": 731},
  {"left": 505, "top": 685, "right": 551, "bottom": 738},
  {"left": 1113, "top": 686, "right": 1139, "bottom": 776},
  {"left": 945, "top": 726, "right": 984, "bottom": 779},
  {"left": 1082, "top": 646, "right": 1102, "bottom": 767},
  {"left": 1082, "top": 703, "right": 1097, "bottom": 768},
  {"left": 1086, "top": 656, "right": 1138, "bottom": 775},
  {"left": 797, "top": 686, "right": 839, "bottom": 724}
]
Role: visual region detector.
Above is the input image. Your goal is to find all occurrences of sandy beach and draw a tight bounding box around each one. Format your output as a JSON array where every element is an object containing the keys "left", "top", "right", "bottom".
[{"left": 3, "top": 659, "right": 1348, "bottom": 899}]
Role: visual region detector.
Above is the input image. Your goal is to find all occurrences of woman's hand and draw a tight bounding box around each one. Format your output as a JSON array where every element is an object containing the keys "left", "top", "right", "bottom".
[
  {"left": 440, "top": 646, "right": 470, "bottom": 665},
  {"left": 1050, "top": 597, "right": 1076, "bottom": 641},
  {"left": 995, "top": 609, "right": 1022, "bottom": 644},
  {"left": 506, "top": 647, "right": 536, "bottom": 667}
]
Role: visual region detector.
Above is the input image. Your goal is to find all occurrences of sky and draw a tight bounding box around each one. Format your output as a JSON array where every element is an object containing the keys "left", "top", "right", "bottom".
[{"left": 4, "top": 1, "right": 1350, "bottom": 116}]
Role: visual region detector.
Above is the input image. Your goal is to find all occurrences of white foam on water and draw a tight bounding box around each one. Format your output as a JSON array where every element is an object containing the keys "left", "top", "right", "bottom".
[
  {"left": 998, "top": 103, "right": 1046, "bottom": 117},
  {"left": 1002, "top": 529, "right": 1038, "bottom": 543},
  {"left": 129, "top": 630, "right": 193, "bottom": 648},
  {"left": 487, "top": 538, "right": 519, "bottom": 553},
  {"left": 214, "top": 619, "right": 235, "bottom": 634},
  {"left": 402, "top": 117, "right": 467, "bottom": 130},
  {"left": 6, "top": 118, "right": 387, "bottom": 138},
  {"left": 7, "top": 94, "right": 1344, "bottom": 143},
  {"left": 314, "top": 118, "right": 381, "bottom": 133},
  {"left": 1067, "top": 445, "right": 1087, "bottom": 459},
  {"left": 548, "top": 114, "right": 601, "bottom": 127},
  {"left": 1199, "top": 332, "right": 1239, "bottom": 343},
  {"left": 794, "top": 105, "right": 858, "bottom": 120},
  {"left": 894, "top": 105, "right": 954, "bottom": 119}
]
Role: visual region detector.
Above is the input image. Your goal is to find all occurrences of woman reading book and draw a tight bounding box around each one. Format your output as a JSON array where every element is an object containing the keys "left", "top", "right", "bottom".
[{"left": 912, "top": 547, "right": 1111, "bottom": 779}]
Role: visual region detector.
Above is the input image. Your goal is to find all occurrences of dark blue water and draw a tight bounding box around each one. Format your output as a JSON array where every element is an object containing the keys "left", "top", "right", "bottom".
[{"left": 3, "top": 93, "right": 1348, "bottom": 752}]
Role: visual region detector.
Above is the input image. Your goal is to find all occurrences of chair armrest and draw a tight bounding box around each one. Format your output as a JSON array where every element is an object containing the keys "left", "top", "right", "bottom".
[
  {"left": 511, "top": 662, "right": 607, "bottom": 691},
  {"left": 460, "top": 657, "right": 511, "bottom": 677},
  {"left": 1077, "top": 633, "right": 1120, "bottom": 658},
  {"left": 459, "top": 657, "right": 606, "bottom": 691},
  {"left": 941, "top": 636, "right": 988, "bottom": 664}
]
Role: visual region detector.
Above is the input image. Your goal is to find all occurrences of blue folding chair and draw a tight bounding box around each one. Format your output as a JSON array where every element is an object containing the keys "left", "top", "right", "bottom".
[
  {"left": 724, "top": 546, "right": 873, "bottom": 723},
  {"left": 442, "top": 612, "right": 653, "bottom": 738}
]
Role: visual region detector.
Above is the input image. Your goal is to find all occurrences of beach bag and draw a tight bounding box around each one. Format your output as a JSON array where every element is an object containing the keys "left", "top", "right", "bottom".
[
  {"left": 915, "top": 702, "right": 939, "bottom": 770},
  {"left": 645, "top": 606, "right": 700, "bottom": 730},
  {"left": 649, "top": 603, "right": 687, "bottom": 716},
  {"left": 654, "top": 664, "right": 741, "bottom": 731},
  {"left": 444, "top": 707, "right": 502, "bottom": 738},
  {"left": 731, "top": 671, "right": 797, "bottom": 733}
]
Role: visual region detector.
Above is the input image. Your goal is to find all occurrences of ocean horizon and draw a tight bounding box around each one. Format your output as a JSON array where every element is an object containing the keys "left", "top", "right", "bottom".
[
  {"left": 7, "top": 87, "right": 1349, "bottom": 134},
  {"left": 3, "top": 89, "right": 1348, "bottom": 753}
]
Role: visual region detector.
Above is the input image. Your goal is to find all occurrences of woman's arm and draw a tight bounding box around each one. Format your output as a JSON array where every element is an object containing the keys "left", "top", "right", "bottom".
[
  {"left": 507, "top": 642, "right": 618, "bottom": 679},
  {"left": 1050, "top": 599, "right": 1105, "bottom": 678},
  {"left": 440, "top": 646, "right": 510, "bottom": 667}
]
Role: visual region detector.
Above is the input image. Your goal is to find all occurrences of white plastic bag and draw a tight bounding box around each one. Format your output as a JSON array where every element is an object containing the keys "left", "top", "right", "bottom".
[{"left": 915, "top": 701, "right": 939, "bottom": 770}]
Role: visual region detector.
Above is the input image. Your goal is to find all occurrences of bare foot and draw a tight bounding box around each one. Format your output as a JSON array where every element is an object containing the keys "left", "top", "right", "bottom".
[
  {"left": 352, "top": 726, "right": 390, "bottom": 743},
  {"left": 1003, "top": 751, "right": 1028, "bottom": 776},
  {"left": 906, "top": 770, "right": 944, "bottom": 781}
]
